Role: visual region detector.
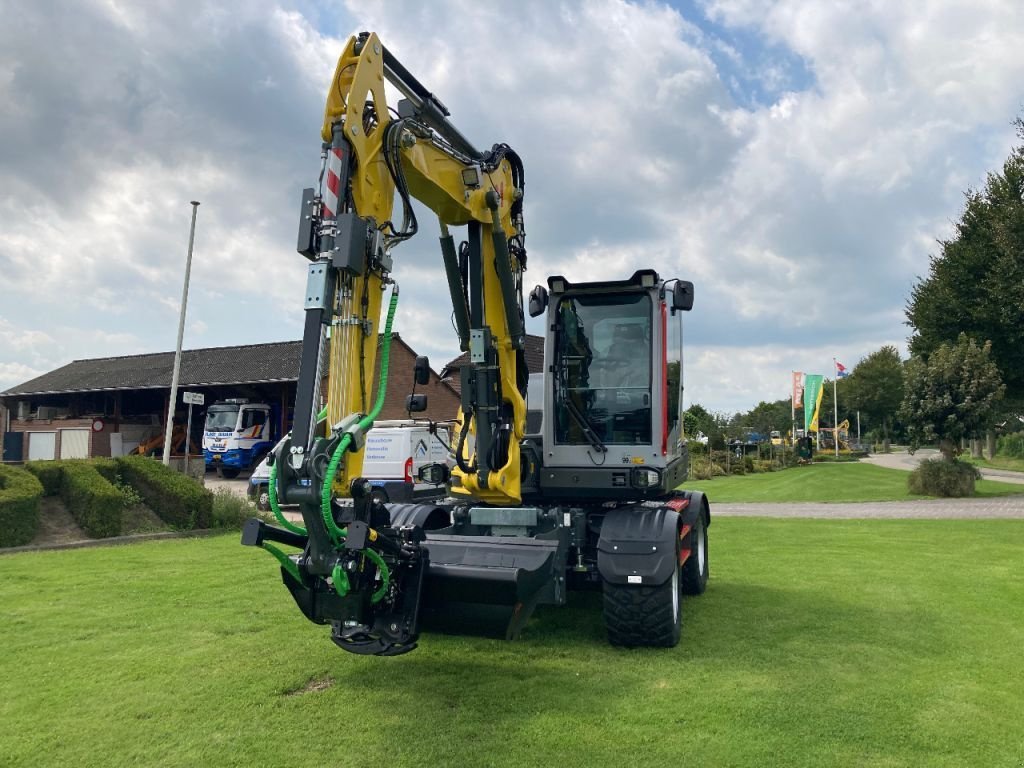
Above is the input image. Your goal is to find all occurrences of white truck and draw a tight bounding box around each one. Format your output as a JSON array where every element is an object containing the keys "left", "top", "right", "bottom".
[
  {"left": 248, "top": 420, "right": 452, "bottom": 509},
  {"left": 203, "top": 399, "right": 278, "bottom": 479}
]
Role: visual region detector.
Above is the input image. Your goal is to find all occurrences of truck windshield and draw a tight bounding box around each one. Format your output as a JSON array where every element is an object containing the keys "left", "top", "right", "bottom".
[
  {"left": 205, "top": 406, "right": 239, "bottom": 431},
  {"left": 553, "top": 292, "right": 652, "bottom": 446}
]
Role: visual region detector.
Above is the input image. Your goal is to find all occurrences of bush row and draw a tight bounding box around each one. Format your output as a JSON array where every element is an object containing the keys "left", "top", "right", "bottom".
[
  {"left": 26, "top": 459, "right": 124, "bottom": 538},
  {"left": 116, "top": 456, "right": 212, "bottom": 529},
  {"left": 996, "top": 431, "right": 1024, "bottom": 459},
  {"left": 0, "top": 465, "right": 44, "bottom": 548}
]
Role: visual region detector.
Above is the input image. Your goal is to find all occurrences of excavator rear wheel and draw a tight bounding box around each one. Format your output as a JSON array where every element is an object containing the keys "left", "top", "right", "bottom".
[
  {"left": 681, "top": 510, "right": 709, "bottom": 596},
  {"left": 602, "top": 542, "right": 682, "bottom": 648}
]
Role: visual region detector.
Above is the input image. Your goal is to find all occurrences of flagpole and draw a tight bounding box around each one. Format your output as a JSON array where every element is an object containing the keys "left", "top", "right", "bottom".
[
  {"left": 790, "top": 371, "right": 796, "bottom": 444},
  {"left": 833, "top": 358, "right": 839, "bottom": 457}
]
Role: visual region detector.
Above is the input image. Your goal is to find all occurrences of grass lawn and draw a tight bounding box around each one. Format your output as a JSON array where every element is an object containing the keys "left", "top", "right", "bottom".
[
  {"left": 964, "top": 454, "right": 1024, "bottom": 473},
  {"left": 3, "top": 524, "right": 1024, "bottom": 767},
  {"left": 683, "top": 462, "right": 1024, "bottom": 503}
]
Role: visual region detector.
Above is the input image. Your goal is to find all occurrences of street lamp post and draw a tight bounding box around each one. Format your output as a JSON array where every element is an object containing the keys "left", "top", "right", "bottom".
[{"left": 162, "top": 201, "right": 200, "bottom": 467}]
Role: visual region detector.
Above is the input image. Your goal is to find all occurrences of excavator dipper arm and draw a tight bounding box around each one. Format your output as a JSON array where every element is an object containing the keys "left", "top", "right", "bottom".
[{"left": 242, "top": 32, "right": 528, "bottom": 655}]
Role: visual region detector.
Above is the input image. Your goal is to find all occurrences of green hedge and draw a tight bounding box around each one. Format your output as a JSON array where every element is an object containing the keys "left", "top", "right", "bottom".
[
  {"left": 116, "top": 456, "right": 212, "bottom": 529},
  {"left": 0, "top": 466, "right": 44, "bottom": 548},
  {"left": 59, "top": 461, "right": 124, "bottom": 538},
  {"left": 90, "top": 458, "right": 118, "bottom": 484},
  {"left": 996, "top": 432, "right": 1024, "bottom": 459},
  {"left": 25, "top": 460, "right": 66, "bottom": 496},
  {"left": 26, "top": 459, "right": 124, "bottom": 538}
]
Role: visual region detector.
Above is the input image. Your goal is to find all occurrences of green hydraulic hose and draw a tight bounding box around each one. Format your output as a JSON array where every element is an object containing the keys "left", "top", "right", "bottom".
[
  {"left": 261, "top": 542, "right": 304, "bottom": 584},
  {"left": 322, "top": 288, "right": 400, "bottom": 600},
  {"left": 321, "top": 288, "right": 400, "bottom": 543},
  {"left": 364, "top": 548, "right": 390, "bottom": 604},
  {"left": 266, "top": 405, "right": 330, "bottom": 537}
]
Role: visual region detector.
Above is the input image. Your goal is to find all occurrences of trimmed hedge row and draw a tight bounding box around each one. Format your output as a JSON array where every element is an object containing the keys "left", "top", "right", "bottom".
[
  {"left": 25, "top": 460, "right": 67, "bottom": 496},
  {"left": 0, "top": 465, "right": 44, "bottom": 548},
  {"left": 26, "top": 459, "right": 124, "bottom": 538},
  {"left": 61, "top": 462, "right": 124, "bottom": 537},
  {"left": 116, "top": 456, "right": 212, "bottom": 529}
]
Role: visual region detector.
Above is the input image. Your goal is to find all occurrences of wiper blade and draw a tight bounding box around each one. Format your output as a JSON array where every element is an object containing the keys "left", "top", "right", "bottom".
[{"left": 564, "top": 397, "right": 606, "bottom": 453}]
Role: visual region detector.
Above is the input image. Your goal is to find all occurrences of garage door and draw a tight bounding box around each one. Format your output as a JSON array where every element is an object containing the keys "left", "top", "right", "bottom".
[
  {"left": 28, "top": 432, "right": 57, "bottom": 461},
  {"left": 59, "top": 429, "right": 90, "bottom": 459}
]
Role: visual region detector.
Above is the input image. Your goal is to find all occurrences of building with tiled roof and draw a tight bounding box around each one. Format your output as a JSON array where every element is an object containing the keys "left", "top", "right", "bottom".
[
  {"left": 1, "top": 336, "right": 458, "bottom": 462},
  {"left": 439, "top": 334, "right": 545, "bottom": 395}
]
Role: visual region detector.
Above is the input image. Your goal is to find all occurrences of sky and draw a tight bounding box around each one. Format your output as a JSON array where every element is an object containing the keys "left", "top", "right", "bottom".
[{"left": 1, "top": 0, "right": 1023, "bottom": 414}]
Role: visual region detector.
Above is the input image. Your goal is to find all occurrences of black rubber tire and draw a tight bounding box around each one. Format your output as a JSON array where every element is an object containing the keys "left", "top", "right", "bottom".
[
  {"left": 681, "top": 508, "right": 709, "bottom": 596},
  {"left": 219, "top": 467, "right": 240, "bottom": 480},
  {"left": 370, "top": 488, "right": 389, "bottom": 505},
  {"left": 602, "top": 543, "right": 682, "bottom": 648}
]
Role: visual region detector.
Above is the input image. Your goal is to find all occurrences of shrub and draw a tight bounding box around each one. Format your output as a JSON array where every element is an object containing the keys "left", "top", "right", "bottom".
[
  {"left": 690, "top": 458, "right": 726, "bottom": 480},
  {"left": 0, "top": 466, "right": 44, "bottom": 548},
  {"left": 752, "top": 460, "right": 775, "bottom": 473},
  {"left": 60, "top": 461, "right": 124, "bottom": 538},
  {"left": 117, "top": 456, "right": 212, "bottom": 529},
  {"left": 210, "top": 488, "right": 260, "bottom": 529},
  {"left": 90, "top": 458, "right": 119, "bottom": 483},
  {"left": 686, "top": 441, "right": 707, "bottom": 456},
  {"left": 25, "top": 460, "right": 66, "bottom": 496},
  {"left": 996, "top": 431, "right": 1024, "bottom": 459},
  {"left": 908, "top": 458, "right": 981, "bottom": 498}
]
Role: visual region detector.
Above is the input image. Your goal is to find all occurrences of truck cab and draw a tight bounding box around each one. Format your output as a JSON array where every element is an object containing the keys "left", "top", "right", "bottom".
[{"left": 203, "top": 399, "right": 274, "bottom": 478}]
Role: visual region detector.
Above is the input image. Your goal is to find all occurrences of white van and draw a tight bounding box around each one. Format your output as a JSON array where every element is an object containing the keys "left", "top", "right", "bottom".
[{"left": 249, "top": 420, "right": 452, "bottom": 509}]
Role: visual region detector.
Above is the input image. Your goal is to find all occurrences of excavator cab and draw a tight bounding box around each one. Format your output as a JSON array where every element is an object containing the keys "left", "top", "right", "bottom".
[{"left": 521, "top": 269, "right": 693, "bottom": 502}]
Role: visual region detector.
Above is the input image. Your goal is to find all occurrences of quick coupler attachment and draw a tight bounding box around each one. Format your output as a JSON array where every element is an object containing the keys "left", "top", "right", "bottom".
[{"left": 249, "top": 509, "right": 430, "bottom": 657}]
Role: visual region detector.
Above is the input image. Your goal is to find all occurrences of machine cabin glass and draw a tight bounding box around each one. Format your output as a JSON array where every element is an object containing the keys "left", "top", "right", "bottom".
[{"left": 554, "top": 292, "right": 653, "bottom": 446}]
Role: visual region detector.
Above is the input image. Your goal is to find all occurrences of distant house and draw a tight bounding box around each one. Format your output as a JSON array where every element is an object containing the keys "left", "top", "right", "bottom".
[
  {"left": 0, "top": 335, "right": 458, "bottom": 462},
  {"left": 439, "top": 334, "right": 545, "bottom": 395}
]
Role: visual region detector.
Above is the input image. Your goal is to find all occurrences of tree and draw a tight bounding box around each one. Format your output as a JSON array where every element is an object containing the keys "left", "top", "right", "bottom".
[
  {"left": 743, "top": 399, "right": 791, "bottom": 439},
  {"left": 900, "top": 334, "right": 1005, "bottom": 461},
  {"left": 683, "top": 403, "right": 715, "bottom": 440},
  {"left": 906, "top": 119, "right": 1024, "bottom": 409},
  {"left": 845, "top": 345, "right": 905, "bottom": 450}
]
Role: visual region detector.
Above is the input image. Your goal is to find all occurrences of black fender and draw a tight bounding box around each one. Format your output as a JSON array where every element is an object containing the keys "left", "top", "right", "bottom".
[
  {"left": 597, "top": 505, "right": 680, "bottom": 587},
  {"left": 674, "top": 490, "right": 710, "bottom": 529},
  {"left": 387, "top": 503, "right": 451, "bottom": 531}
]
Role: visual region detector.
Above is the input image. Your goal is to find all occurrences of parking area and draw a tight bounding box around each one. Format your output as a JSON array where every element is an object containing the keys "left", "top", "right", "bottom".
[{"left": 203, "top": 469, "right": 254, "bottom": 500}]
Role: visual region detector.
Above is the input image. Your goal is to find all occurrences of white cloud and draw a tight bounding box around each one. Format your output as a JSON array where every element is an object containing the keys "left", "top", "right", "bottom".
[{"left": 1, "top": 0, "right": 1022, "bottom": 413}]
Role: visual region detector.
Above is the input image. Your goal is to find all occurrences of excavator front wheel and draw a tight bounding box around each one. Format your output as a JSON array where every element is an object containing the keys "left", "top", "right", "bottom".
[{"left": 602, "top": 537, "right": 683, "bottom": 648}]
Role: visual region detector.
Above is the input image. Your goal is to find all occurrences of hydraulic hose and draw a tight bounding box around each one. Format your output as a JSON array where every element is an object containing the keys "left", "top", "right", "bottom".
[
  {"left": 267, "top": 405, "right": 329, "bottom": 537},
  {"left": 321, "top": 287, "right": 399, "bottom": 542}
]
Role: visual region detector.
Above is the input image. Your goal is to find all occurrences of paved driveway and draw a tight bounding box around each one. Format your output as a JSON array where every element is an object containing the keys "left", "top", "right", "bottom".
[{"left": 862, "top": 448, "right": 1024, "bottom": 485}]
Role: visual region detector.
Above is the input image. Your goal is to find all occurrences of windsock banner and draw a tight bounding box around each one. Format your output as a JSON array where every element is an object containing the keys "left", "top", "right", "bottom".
[
  {"left": 804, "top": 374, "right": 824, "bottom": 432},
  {"left": 792, "top": 371, "right": 803, "bottom": 408}
]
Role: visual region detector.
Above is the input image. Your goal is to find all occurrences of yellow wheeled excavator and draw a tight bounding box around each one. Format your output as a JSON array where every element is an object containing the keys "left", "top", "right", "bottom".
[{"left": 242, "top": 31, "right": 711, "bottom": 655}]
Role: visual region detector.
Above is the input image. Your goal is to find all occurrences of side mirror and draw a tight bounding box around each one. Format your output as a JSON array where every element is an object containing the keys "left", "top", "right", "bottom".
[
  {"left": 406, "top": 394, "right": 427, "bottom": 413},
  {"left": 528, "top": 285, "right": 548, "bottom": 318},
  {"left": 414, "top": 355, "right": 430, "bottom": 386},
  {"left": 417, "top": 462, "right": 451, "bottom": 485},
  {"left": 672, "top": 280, "right": 694, "bottom": 312}
]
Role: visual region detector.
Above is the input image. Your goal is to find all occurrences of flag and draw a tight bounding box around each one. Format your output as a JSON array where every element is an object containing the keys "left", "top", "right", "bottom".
[
  {"left": 835, "top": 360, "right": 850, "bottom": 378},
  {"left": 803, "top": 374, "right": 824, "bottom": 432},
  {"left": 792, "top": 371, "right": 803, "bottom": 408}
]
